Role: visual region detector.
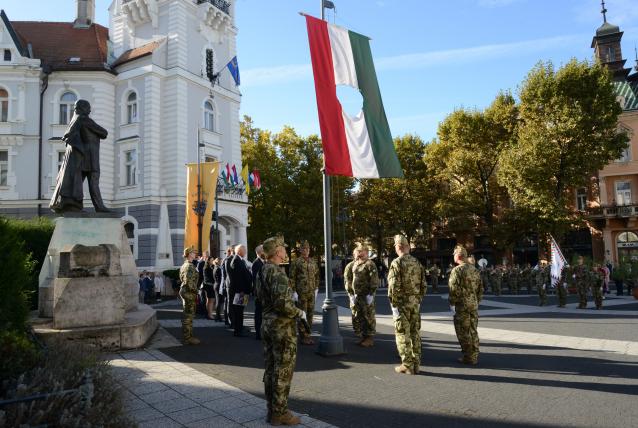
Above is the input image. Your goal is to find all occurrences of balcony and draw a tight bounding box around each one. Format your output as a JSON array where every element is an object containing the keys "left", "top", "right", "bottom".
[
  {"left": 197, "top": 0, "right": 231, "bottom": 15},
  {"left": 587, "top": 205, "right": 638, "bottom": 219}
]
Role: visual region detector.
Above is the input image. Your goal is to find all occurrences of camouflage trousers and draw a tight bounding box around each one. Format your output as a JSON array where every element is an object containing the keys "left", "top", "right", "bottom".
[
  {"left": 492, "top": 280, "right": 501, "bottom": 296},
  {"left": 453, "top": 308, "right": 479, "bottom": 363},
  {"left": 296, "top": 292, "right": 315, "bottom": 339},
  {"left": 510, "top": 280, "right": 518, "bottom": 294},
  {"left": 393, "top": 303, "right": 421, "bottom": 369},
  {"left": 592, "top": 285, "right": 603, "bottom": 309},
  {"left": 350, "top": 295, "right": 376, "bottom": 337},
  {"left": 179, "top": 287, "right": 196, "bottom": 341},
  {"left": 431, "top": 278, "right": 439, "bottom": 293},
  {"left": 557, "top": 283, "right": 567, "bottom": 307},
  {"left": 262, "top": 319, "right": 297, "bottom": 418},
  {"left": 537, "top": 284, "right": 547, "bottom": 306},
  {"left": 577, "top": 282, "right": 588, "bottom": 308}
]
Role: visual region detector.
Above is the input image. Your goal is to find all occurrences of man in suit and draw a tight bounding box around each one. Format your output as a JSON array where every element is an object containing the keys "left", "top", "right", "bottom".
[
  {"left": 220, "top": 247, "right": 234, "bottom": 326},
  {"left": 228, "top": 244, "right": 253, "bottom": 337},
  {"left": 251, "top": 245, "right": 266, "bottom": 340}
]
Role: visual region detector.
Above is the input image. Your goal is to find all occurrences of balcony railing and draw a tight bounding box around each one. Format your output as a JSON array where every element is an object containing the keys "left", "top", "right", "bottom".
[
  {"left": 587, "top": 204, "right": 638, "bottom": 218},
  {"left": 197, "top": 0, "right": 231, "bottom": 15}
]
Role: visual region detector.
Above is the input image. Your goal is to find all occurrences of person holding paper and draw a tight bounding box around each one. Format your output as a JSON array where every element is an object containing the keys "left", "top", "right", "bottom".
[
  {"left": 344, "top": 244, "right": 379, "bottom": 348},
  {"left": 388, "top": 235, "right": 427, "bottom": 375},
  {"left": 289, "top": 240, "right": 320, "bottom": 345}
]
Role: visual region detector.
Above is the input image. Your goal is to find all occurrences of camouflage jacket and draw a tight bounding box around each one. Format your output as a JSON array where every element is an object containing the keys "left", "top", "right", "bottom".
[
  {"left": 257, "top": 261, "right": 303, "bottom": 324},
  {"left": 344, "top": 259, "right": 379, "bottom": 296},
  {"left": 573, "top": 265, "right": 588, "bottom": 283},
  {"left": 179, "top": 260, "right": 198, "bottom": 293},
  {"left": 448, "top": 262, "right": 483, "bottom": 311},
  {"left": 289, "top": 256, "right": 320, "bottom": 296},
  {"left": 387, "top": 254, "right": 426, "bottom": 308}
]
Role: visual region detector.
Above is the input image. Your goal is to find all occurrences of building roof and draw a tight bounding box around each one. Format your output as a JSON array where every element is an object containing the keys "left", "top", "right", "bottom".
[
  {"left": 0, "top": 10, "right": 28, "bottom": 56},
  {"left": 112, "top": 39, "right": 164, "bottom": 68},
  {"left": 596, "top": 21, "right": 621, "bottom": 37},
  {"left": 11, "top": 21, "right": 113, "bottom": 73},
  {"left": 615, "top": 80, "right": 638, "bottom": 111}
]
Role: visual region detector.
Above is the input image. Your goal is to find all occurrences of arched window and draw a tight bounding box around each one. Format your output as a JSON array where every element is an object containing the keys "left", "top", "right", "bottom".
[
  {"left": 204, "top": 100, "right": 214, "bottom": 131},
  {"left": 0, "top": 88, "right": 8, "bottom": 122},
  {"left": 126, "top": 91, "right": 138, "bottom": 124},
  {"left": 59, "top": 91, "right": 77, "bottom": 125},
  {"left": 124, "top": 222, "right": 136, "bottom": 255},
  {"left": 617, "top": 232, "right": 638, "bottom": 244}
]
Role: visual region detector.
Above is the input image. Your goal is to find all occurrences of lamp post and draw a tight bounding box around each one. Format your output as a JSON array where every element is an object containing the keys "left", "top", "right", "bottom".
[{"left": 317, "top": 0, "right": 344, "bottom": 357}]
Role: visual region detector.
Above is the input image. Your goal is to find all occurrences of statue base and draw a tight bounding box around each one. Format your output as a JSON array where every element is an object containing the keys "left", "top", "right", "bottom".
[{"left": 33, "top": 216, "right": 157, "bottom": 349}]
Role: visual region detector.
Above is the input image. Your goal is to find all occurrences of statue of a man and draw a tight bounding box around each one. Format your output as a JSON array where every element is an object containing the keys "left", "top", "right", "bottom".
[{"left": 50, "top": 99, "right": 110, "bottom": 213}]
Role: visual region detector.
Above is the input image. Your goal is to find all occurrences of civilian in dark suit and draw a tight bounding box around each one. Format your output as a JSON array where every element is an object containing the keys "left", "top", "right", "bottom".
[
  {"left": 228, "top": 244, "right": 253, "bottom": 337},
  {"left": 221, "top": 247, "right": 234, "bottom": 326},
  {"left": 251, "top": 245, "right": 266, "bottom": 340}
]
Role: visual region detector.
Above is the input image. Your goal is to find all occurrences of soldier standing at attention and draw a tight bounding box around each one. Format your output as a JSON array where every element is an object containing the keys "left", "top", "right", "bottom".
[
  {"left": 290, "top": 241, "right": 320, "bottom": 345},
  {"left": 491, "top": 266, "right": 502, "bottom": 296},
  {"left": 449, "top": 245, "right": 483, "bottom": 365},
  {"left": 592, "top": 265, "right": 604, "bottom": 310},
  {"left": 557, "top": 265, "right": 570, "bottom": 308},
  {"left": 179, "top": 247, "right": 200, "bottom": 345},
  {"left": 574, "top": 256, "right": 589, "bottom": 309},
  {"left": 429, "top": 264, "right": 441, "bottom": 293},
  {"left": 536, "top": 261, "right": 549, "bottom": 306},
  {"left": 344, "top": 244, "right": 379, "bottom": 347},
  {"left": 388, "top": 234, "right": 427, "bottom": 375},
  {"left": 256, "top": 237, "right": 304, "bottom": 426}
]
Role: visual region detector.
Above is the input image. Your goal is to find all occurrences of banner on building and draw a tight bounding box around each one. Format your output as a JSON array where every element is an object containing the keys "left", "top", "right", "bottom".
[{"left": 184, "top": 162, "right": 219, "bottom": 253}]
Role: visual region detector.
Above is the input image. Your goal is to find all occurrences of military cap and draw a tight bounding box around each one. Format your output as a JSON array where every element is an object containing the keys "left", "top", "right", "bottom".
[
  {"left": 394, "top": 234, "right": 408, "bottom": 246},
  {"left": 299, "top": 240, "right": 310, "bottom": 249},
  {"left": 183, "top": 247, "right": 195, "bottom": 258},
  {"left": 263, "top": 236, "right": 287, "bottom": 257},
  {"left": 453, "top": 245, "right": 468, "bottom": 258}
]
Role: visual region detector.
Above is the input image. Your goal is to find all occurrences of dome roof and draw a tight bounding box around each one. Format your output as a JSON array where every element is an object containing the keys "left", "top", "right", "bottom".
[{"left": 596, "top": 21, "right": 620, "bottom": 36}]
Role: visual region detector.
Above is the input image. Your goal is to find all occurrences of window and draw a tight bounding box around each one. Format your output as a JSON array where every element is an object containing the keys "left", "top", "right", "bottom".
[
  {"left": 126, "top": 92, "right": 138, "bottom": 124},
  {"left": 606, "top": 46, "right": 616, "bottom": 62},
  {"left": 59, "top": 91, "right": 77, "bottom": 125},
  {"left": 616, "top": 181, "right": 632, "bottom": 206},
  {"left": 0, "top": 89, "right": 8, "bottom": 122},
  {"left": 57, "top": 151, "right": 66, "bottom": 173},
  {"left": 617, "top": 145, "right": 632, "bottom": 163},
  {"left": 3, "top": 49, "right": 10, "bottom": 62},
  {"left": 124, "top": 222, "right": 135, "bottom": 254},
  {"left": 0, "top": 150, "right": 7, "bottom": 186},
  {"left": 124, "top": 149, "right": 137, "bottom": 186},
  {"left": 576, "top": 188, "right": 587, "bottom": 211},
  {"left": 204, "top": 100, "right": 214, "bottom": 131}
]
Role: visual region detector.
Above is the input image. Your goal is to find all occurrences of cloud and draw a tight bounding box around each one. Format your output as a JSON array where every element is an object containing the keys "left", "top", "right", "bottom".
[{"left": 242, "top": 33, "right": 582, "bottom": 87}]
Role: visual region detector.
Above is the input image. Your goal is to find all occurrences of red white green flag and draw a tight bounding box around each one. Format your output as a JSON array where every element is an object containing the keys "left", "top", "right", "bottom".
[{"left": 305, "top": 15, "right": 403, "bottom": 178}]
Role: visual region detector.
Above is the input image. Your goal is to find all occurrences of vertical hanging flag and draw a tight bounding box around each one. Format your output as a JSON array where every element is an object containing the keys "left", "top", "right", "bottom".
[
  {"left": 305, "top": 15, "right": 403, "bottom": 178},
  {"left": 241, "top": 165, "right": 250, "bottom": 195},
  {"left": 549, "top": 235, "right": 566, "bottom": 288},
  {"left": 184, "top": 163, "right": 219, "bottom": 253},
  {"left": 225, "top": 163, "right": 232, "bottom": 184},
  {"left": 227, "top": 56, "right": 240, "bottom": 86},
  {"left": 231, "top": 164, "right": 239, "bottom": 185},
  {"left": 252, "top": 169, "right": 261, "bottom": 189}
]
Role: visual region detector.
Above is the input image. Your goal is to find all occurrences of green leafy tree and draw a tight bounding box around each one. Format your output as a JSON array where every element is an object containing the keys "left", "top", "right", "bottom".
[{"left": 498, "top": 59, "right": 628, "bottom": 237}]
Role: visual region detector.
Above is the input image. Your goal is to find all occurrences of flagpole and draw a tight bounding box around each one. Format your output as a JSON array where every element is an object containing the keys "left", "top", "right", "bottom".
[{"left": 317, "top": 0, "right": 344, "bottom": 357}]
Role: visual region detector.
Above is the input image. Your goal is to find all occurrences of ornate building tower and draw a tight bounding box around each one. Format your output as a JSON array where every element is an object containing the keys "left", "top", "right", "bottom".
[{"left": 591, "top": 0, "right": 632, "bottom": 81}]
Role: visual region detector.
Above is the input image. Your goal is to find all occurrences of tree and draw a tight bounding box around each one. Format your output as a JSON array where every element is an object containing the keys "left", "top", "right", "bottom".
[
  {"left": 498, "top": 59, "right": 629, "bottom": 237},
  {"left": 428, "top": 92, "right": 518, "bottom": 246}
]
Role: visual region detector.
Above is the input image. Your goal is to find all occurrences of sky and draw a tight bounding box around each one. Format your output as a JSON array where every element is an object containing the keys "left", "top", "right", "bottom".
[{"left": 3, "top": 0, "right": 638, "bottom": 141}]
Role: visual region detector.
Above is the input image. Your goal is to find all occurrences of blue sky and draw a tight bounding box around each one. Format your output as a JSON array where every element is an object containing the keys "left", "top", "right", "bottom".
[{"left": 3, "top": 0, "right": 638, "bottom": 140}]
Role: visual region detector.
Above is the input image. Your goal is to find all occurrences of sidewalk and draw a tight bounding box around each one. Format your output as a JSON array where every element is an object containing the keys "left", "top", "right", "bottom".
[{"left": 109, "top": 347, "right": 336, "bottom": 428}]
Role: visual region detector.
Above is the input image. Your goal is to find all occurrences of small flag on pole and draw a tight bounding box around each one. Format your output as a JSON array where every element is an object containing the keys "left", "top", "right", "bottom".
[
  {"left": 227, "top": 56, "right": 240, "bottom": 86},
  {"left": 550, "top": 235, "right": 566, "bottom": 288},
  {"left": 231, "top": 165, "right": 239, "bottom": 185}
]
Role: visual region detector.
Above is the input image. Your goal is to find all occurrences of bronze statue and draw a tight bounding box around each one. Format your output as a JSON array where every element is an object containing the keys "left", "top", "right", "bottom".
[{"left": 50, "top": 99, "right": 110, "bottom": 213}]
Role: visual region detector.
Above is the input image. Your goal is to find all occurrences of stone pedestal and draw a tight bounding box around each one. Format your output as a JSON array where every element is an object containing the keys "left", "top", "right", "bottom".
[{"left": 33, "top": 216, "right": 157, "bottom": 349}]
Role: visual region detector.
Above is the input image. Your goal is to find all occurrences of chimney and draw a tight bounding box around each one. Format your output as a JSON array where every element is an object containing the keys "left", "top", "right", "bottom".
[{"left": 74, "top": 0, "right": 95, "bottom": 29}]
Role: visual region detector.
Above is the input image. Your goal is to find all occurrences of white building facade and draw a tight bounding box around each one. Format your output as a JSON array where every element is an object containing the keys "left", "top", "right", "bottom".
[{"left": 0, "top": 0, "right": 247, "bottom": 270}]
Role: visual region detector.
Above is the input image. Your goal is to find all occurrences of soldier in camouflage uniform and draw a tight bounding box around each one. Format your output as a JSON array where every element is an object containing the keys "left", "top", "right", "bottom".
[
  {"left": 290, "top": 240, "right": 320, "bottom": 345},
  {"left": 522, "top": 263, "right": 533, "bottom": 294},
  {"left": 179, "top": 247, "right": 200, "bottom": 345},
  {"left": 591, "top": 265, "right": 604, "bottom": 309},
  {"left": 479, "top": 267, "right": 490, "bottom": 294},
  {"left": 255, "top": 236, "right": 304, "bottom": 426},
  {"left": 536, "top": 261, "right": 549, "bottom": 306},
  {"left": 490, "top": 267, "right": 502, "bottom": 296},
  {"left": 429, "top": 264, "right": 441, "bottom": 293},
  {"left": 449, "top": 245, "right": 483, "bottom": 365},
  {"left": 509, "top": 265, "right": 519, "bottom": 294},
  {"left": 388, "top": 234, "right": 427, "bottom": 375},
  {"left": 574, "top": 256, "right": 589, "bottom": 309},
  {"left": 344, "top": 244, "right": 379, "bottom": 347},
  {"left": 557, "top": 265, "right": 570, "bottom": 308}
]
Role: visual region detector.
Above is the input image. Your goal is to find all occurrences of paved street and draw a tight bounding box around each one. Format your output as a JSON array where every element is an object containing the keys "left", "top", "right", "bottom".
[{"left": 120, "top": 288, "right": 638, "bottom": 428}]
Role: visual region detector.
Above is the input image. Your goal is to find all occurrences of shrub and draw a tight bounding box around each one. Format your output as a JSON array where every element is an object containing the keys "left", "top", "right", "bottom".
[
  {"left": 4, "top": 217, "right": 55, "bottom": 309},
  {"left": 0, "top": 339, "right": 136, "bottom": 427},
  {"left": 0, "top": 217, "right": 33, "bottom": 332},
  {"left": 0, "top": 331, "right": 41, "bottom": 382}
]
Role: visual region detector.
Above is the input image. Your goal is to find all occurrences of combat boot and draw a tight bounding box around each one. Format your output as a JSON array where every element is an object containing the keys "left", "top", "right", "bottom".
[
  {"left": 413, "top": 364, "right": 420, "bottom": 374},
  {"left": 184, "top": 337, "right": 201, "bottom": 345},
  {"left": 457, "top": 357, "right": 477, "bottom": 365},
  {"left": 360, "top": 336, "right": 374, "bottom": 347},
  {"left": 394, "top": 365, "right": 414, "bottom": 375},
  {"left": 270, "top": 411, "right": 301, "bottom": 426}
]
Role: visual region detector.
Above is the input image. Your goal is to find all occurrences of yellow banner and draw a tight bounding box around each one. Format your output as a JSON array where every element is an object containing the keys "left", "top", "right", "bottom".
[{"left": 184, "top": 162, "right": 220, "bottom": 254}]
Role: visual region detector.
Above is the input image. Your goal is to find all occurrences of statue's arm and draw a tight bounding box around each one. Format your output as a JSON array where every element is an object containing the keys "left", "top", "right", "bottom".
[{"left": 86, "top": 118, "right": 108, "bottom": 139}]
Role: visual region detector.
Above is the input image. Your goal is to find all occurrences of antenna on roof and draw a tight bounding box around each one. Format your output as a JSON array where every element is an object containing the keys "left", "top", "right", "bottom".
[
  {"left": 601, "top": 0, "right": 608, "bottom": 23},
  {"left": 634, "top": 44, "right": 638, "bottom": 72}
]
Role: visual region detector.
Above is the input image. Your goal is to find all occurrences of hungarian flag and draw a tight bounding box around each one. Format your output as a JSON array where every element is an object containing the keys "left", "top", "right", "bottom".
[{"left": 305, "top": 15, "right": 403, "bottom": 178}]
